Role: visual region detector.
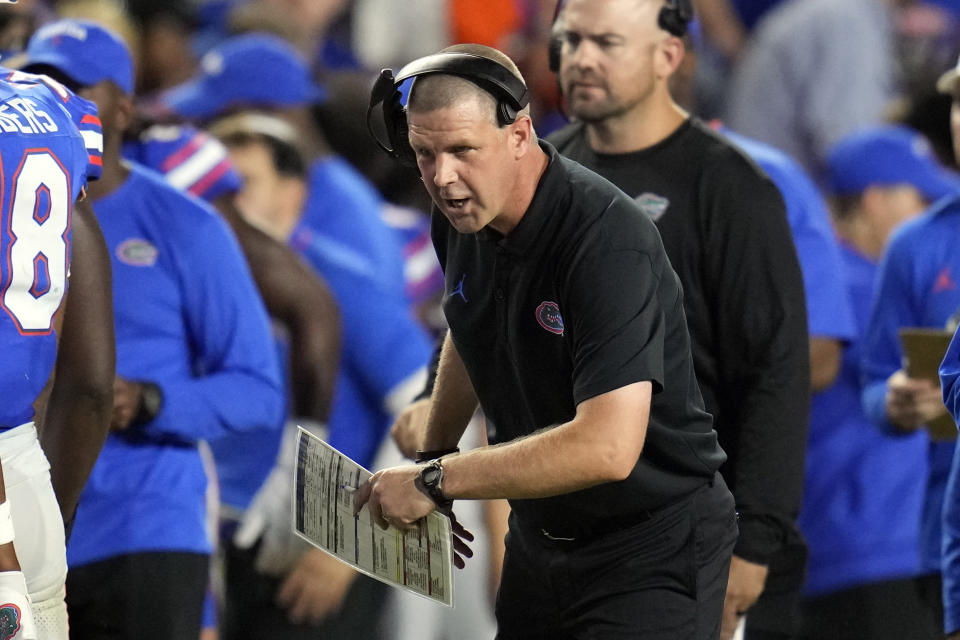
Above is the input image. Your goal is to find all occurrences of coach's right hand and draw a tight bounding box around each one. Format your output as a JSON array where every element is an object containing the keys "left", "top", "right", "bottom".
[{"left": 390, "top": 398, "right": 432, "bottom": 459}]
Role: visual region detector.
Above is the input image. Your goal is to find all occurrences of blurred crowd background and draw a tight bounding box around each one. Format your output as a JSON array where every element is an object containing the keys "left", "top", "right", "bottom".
[
  {"left": 8, "top": 0, "right": 960, "bottom": 638},
  {"left": 6, "top": 0, "right": 958, "bottom": 206}
]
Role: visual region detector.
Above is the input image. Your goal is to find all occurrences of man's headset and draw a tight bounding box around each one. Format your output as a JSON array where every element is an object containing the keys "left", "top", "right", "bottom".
[
  {"left": 366, "top": 52, "right": 530, "bottom": 166},
  {"left": 548, "top": 0, "right": 694, "bottom": 73}
]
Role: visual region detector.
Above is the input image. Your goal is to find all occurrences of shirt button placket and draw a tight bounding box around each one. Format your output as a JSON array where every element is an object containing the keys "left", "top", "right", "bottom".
[{"left": 494, "top": 253, "right": 509, "bottom": 343}]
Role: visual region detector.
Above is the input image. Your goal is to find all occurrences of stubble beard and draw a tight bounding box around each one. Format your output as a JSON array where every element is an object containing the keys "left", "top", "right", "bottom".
[
  {"left": 566, "top": 78, "right": 655, "bottom": 125},
  {"left": 569, "top": 96, "right": 628, "bottom": 124}
]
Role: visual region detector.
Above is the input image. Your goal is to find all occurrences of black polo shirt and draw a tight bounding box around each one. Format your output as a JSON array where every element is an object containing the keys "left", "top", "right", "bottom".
[
  {"left": 431, "top": 141, "right": 725, "bottom": 536},
  {"left": 549, "top": 119, "right": 809, "bottom": 565}
]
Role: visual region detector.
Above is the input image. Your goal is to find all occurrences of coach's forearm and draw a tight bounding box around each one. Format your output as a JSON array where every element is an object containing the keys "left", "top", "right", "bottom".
[
  {"left": 420, "top": 333, "right": 478, "bottom": 451},
  {"left": 440, "top": 382, "right": 651, "bottom": 500}
]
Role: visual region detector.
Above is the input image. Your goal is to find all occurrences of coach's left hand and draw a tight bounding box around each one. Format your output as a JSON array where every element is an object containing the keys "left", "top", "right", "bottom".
[{"left": 354, "top": 466, "right": 435, "bottom": 531}]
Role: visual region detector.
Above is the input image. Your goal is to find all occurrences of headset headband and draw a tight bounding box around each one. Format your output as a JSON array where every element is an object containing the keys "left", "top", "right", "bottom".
[
  {"left": 395, "top": 52, "right": 529, "bottom": 113},
  {"left": 366, "top": 51, "right": 530, "bottom": 165}
]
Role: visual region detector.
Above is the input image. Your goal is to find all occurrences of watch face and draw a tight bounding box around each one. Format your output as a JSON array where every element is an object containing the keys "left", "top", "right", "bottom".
[
  {"left": 422, "top": 466, "right": 442, "bottom": 486},
  {"left": 143, "top": 386, "right": 160, "bottom": 412}
]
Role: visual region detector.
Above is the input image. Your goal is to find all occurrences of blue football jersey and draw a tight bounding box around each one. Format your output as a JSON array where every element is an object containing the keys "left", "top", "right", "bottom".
[{"left": 0, "top": 68, "right": 101, "bottom": 429}]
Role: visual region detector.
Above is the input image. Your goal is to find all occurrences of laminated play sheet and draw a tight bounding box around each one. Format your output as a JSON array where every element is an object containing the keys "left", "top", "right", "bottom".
[{"left": 294, "top": 427, "right": 454, "bottom": 606}]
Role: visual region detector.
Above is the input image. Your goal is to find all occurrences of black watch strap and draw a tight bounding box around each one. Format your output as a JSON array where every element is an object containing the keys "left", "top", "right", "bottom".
[{"left": 415, "top": 446, "right": 459, "bottom": 463}]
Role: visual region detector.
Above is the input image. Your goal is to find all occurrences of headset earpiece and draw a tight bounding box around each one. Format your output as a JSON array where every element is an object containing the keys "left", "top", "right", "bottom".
[
  {"left": 499, "top": 102, "right": 519, "bottom": 125},
  {"left": 658, "top": 0, "right": 694, "bottom": 37},
  {"left": 366, "top": 68, "right": 416, "bottom": 166},
  {"left": 548, "top": 34, "right": 562, "bottom": 74},
  {"left": 384, "top": 83, "right": 414, "bottom": 166},
  {"left": 548, "top": 0, "right": 565, "bottom": 74}
]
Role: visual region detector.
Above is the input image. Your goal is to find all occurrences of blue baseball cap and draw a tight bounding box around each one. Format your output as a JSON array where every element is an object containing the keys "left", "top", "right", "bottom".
[
  {"left": 161, "top": 34, "right": 326, "bottom": 120},
  {"left": 826, "top": 125, "right": 960, "bottom": 202},
  {"left": 21, "top": 19, "right": 134, "bottom": 94}
]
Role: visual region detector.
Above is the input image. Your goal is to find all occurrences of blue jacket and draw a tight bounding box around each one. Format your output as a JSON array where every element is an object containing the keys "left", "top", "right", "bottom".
[
  {"left": 939, "top": 315, "right": 960, "bottom": 632},
  {"left": 723, "top": 130, "right": 922, "bottom": 595},
  {"left": 801, "top": 244, "right": 927, "bottom": 596},
  {"left": 861, "top": 196, "right": 960, "bottom": 573},
  {"left": 67, "top": 164, "right": 283, "bottom": 567}
]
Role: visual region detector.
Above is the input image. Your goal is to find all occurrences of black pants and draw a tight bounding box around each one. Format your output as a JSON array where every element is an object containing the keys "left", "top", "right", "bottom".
[
  {"left": 219, "top": 538, "right": 389, "bottom": 640},
  {"left": 917, "top": 572, "right": 945, "bottom": 633},
  {"left": 495, "top": 474, "right": 738, "bottom": 639},
  {"left": 66, "top": 551, "right": 209, "bottom": 640},
  {"left": 799, "top": 576, "right": 940, "bottom": 640}
]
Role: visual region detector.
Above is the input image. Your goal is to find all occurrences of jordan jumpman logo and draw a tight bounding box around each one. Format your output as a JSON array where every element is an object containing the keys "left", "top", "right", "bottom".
[{"left": 450, "top": 274, "right": 468, "bottom": 302}]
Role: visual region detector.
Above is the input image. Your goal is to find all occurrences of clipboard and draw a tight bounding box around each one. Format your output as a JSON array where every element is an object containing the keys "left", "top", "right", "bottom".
[
  {"left": 899, "top": 327, "right": 957, "bottom": 441},
  {"left": 293, "top": 428, "right": 455, "bottom": 606}
]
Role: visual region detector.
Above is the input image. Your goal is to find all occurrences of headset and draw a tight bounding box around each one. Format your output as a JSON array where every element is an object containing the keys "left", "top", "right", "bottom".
[
  {"left": 658, "top": 0, "right": 695, "bottom": 38},
  {"left": 548, "top": 0, "right": 694, "bottom": 73},
  {"left": 366, "top": 52, "right": 530, "bottom": 166}
]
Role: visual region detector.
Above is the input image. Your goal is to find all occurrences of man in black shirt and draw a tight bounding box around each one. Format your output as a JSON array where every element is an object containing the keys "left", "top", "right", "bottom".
[
  {"left": 548, "top": 1, "right": 810, "bottom": 639},
  {"left": 357, "top": 43, "right": 737, "bottom": 639}
]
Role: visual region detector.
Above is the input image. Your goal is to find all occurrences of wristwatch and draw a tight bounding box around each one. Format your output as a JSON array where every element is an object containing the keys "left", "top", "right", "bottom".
[
  {"left": 133, "top": 382, "right": 164, "bottom": 425},
  {"left": 415, "top": 460, "right": 452, "bottom": 509}
]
